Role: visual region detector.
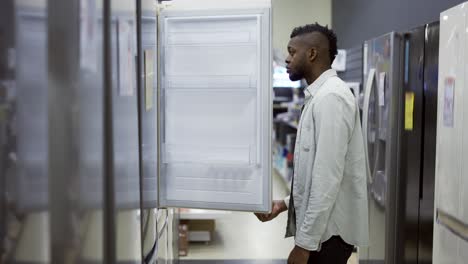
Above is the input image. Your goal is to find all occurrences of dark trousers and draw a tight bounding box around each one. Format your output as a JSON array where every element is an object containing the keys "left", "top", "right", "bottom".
[{"left": 307, "top": 236, "right": 354, "bottom": 264}]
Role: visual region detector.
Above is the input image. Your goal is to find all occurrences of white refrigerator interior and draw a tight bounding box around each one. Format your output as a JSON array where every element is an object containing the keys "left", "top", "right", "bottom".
[
  {"left": 434, "top": 2, "right": 468, "bottom": 263},
  {"left": 158, "top": 3, "right": 272, "bottom": 212}
]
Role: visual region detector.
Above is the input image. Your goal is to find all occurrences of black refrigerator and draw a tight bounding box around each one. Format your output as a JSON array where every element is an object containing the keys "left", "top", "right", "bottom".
[{"left": 395, "top": 22, "right": 439, "bottom": 264}]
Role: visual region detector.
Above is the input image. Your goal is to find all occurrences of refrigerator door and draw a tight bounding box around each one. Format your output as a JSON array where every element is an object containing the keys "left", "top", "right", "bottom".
[
  {"left": 418, "top": 21, "right": 439, "bottom": 264},
  {"left": 15, "top": 2, "right": 49, "bottom": 212},
  {"left": 110, "top": 1, "right": 141, "bottom": 210},
  {"left": 140, "top": 0, "right": 158, "bottom": 210},
  {"left": 397, "top": 23, "right": 439, "bottom": 264},
  {"left": 461, "top": 2, "right": 468, "bottom": 235},
  {"left": 434, "top": 2, "right": 468, "bottom": 263},
  {"left": 436, "top": 0, "right": 465, "bottom": 225},
  {"left": 397, "top": 26, "right": 426, "bottom": 264},
  {"left": 139, "top": 0, "right": 159, "bottom": 262},
  {"left": 0, "top": 1, "right": 51, "bottom": 263},
  {"left": 158, "top": 6, "right": 272, "bottom": 212},
  {"left": 433, "top": 222, "right": 460, "bottom": 264},
  {"left": 109, "top": 1, "right": 143, "bottom": 262},
  {"left": 362, "top": 32, "right": 403, "bottom": 264},
  {"left": 47, "top": 0, "right": 108, "bottom": 261}
]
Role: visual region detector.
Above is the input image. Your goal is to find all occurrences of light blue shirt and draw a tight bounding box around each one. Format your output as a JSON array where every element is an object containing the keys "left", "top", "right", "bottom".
[{"left": 284, "top": 69, "right": 369, "bottom": 251}]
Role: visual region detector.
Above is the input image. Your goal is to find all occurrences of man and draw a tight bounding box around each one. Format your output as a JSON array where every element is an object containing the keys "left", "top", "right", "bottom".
[{"left": 255, "top": 23, "right": 369, "bottom": 264}]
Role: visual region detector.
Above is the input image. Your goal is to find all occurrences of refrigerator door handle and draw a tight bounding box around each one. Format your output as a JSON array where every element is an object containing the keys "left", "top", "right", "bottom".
[
  {"left": 437, "top": 209, "right": 468, "bottom": 242},
  {"left": 363, "top": 68, "right": 376, "bottom": 184}
]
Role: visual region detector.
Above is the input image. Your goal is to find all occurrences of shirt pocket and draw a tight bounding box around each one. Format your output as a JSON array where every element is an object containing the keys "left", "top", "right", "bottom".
[
  {"left": 294, "top": 125, "right": 315, "bottom": 193},
  {"left": 299, "top": 124, "right": 314, "bottom": 153}
]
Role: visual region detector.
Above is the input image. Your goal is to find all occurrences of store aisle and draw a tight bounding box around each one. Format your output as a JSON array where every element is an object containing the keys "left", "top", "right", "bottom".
[{"left": 180, "top": 171, "right": 358, "bottom": 263}]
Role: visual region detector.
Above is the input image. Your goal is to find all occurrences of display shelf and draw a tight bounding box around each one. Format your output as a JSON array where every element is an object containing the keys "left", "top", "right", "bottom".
[{"left": 179, "top": 209, "right": 225, "bottom": 243}]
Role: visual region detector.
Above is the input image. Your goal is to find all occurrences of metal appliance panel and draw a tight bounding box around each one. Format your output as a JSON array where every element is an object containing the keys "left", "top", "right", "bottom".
[
  {"left": 396, "top": 22, "right": 439, "bottom": 264},
  {"left": 397, "top": 25, "right": 426, "bottom": 264},
  {"left": 140, "top": 0, "right": 158, "bottom": 209},
  {"left": 46, "top": 0, "right": 109, "bottom": 261},
  {"left": 461, "top": 2, "right": 468, "bottom": 232},
  {"left": 111, "top": 1, "right": 141, "bottom": 209},
  {"left": 362, "top": 32, "right": 403, "bottom": 264},
  {"left": 139, "top": 1, "right": 159, "bottom": 262},
  {"left": 76, "top": 0, "right": 107, "bottom": 262},
  {"left": 0, "top": 0, "right": 14, "bottom": 255},
  {"left": 1, "top": 1, "right": 52, "bottom": 263},
  {"left": 110, "top": 1, "right": 143, "bottom": 262},
  {"left": 78, "top": 0, "right": 106, "bottom": 210},
  {"left": 16, "top": 5, "right": 49, "bottom": 211},
  {"left": 418, "top": 21, "right": 440, "bottom": 264}
]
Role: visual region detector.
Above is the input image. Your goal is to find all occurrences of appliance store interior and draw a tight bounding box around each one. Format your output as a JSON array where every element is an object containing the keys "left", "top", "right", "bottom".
[{"left": 1, "top": 0, "right": 468, "bottom": 263}]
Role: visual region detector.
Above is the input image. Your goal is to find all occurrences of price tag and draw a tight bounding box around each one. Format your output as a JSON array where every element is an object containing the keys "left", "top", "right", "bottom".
[{"left": 405, "top": 92, "right": 415, "bottom": 131}]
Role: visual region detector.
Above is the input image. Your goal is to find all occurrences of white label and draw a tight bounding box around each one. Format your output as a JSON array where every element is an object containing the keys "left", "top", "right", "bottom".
[
  {"left": 378, "top": 72, "right": 386, "bottom": 106},
  {"left": 118, "top": 19, "right": 135, "bottom": 96},
  {"left": 363, "top": 43, "right": 368, "bottom": 76},
  {"left": 80, "top": 0, "right": 98, "bottom": 72}
]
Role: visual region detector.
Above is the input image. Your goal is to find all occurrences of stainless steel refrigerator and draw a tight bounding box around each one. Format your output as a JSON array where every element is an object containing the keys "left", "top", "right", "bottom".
[
  {"left": 361, "top": 23, "right": 439, "bottom": 264},
  {"left": 361, "top": 31, "right": 404, "bottom": 264}
]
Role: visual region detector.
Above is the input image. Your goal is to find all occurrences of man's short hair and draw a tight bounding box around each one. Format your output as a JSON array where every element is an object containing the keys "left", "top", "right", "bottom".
[{"left": 290, "top": 23, "right": 338, "bottom": 63}]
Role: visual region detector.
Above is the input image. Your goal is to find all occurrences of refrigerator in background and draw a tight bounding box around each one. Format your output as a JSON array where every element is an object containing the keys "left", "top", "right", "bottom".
[
  {"left": 396, "top": 22, "right": 439, "bottom": 264},
  {"left": 361, "top": 31, "right": 403, "bottom": 264},
  {"left": 433, "top": 3, "right": 468, "bottom": 264},
  {"left": 361, "top": 23, "right": 440, "bottom": 264},
  {"left": 0, "top": 1, "right": 52, "bottom": 262}
]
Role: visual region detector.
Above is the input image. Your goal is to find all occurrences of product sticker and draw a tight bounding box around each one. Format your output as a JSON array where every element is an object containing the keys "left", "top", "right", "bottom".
[
  {"left": 378, "top": 72, "right": 386, "bottom": 106},
  {"left": 404, "top": 91, "right": 415, "bottom": 131},
  {"left": 443, "top": 77, "right": 455, "bottom": 127}
]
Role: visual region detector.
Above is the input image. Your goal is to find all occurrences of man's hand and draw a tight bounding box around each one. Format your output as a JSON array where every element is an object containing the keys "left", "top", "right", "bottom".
[
  {"left": 254, "top": 200, "right": 288, "bottom": 222},
  {"left": 287, "top": 245, "right": 310, "bottom": 264}
]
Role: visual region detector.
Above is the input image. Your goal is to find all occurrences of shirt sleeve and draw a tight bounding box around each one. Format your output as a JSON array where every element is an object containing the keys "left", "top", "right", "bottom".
[{"left": 295, "top": 93, "right": 354, "bottom": 251}]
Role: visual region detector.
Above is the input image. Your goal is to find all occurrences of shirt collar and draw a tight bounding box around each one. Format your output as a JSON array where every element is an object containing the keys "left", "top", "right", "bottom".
[{"left": 304, "top": 69, "right": 338, "bottom": 100}]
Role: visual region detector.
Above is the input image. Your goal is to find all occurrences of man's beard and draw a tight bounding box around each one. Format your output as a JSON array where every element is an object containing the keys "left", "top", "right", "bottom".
[{"left": 288, "top": 72, "right": 303, "bottom": 82}]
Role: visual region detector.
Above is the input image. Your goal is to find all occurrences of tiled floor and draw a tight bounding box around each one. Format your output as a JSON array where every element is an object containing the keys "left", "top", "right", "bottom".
[{"left": 181, "top": 171, "right": 359, "bottom": 264}]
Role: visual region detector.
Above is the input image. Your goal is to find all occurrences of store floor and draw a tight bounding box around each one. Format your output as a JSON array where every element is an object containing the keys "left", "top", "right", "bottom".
[{"left": 180, "top": 171, "right": 358, "bottom": 264}]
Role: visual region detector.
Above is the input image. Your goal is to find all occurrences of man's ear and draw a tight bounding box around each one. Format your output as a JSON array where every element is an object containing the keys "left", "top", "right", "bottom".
[{"left": 308, "top": 47, "right": 318, "bottom": 62}]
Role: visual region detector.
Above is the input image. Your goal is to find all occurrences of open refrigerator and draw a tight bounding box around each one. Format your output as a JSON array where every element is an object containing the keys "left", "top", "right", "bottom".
[{"left": 0, "top": 0, "right": 272, "bottom": 263}]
